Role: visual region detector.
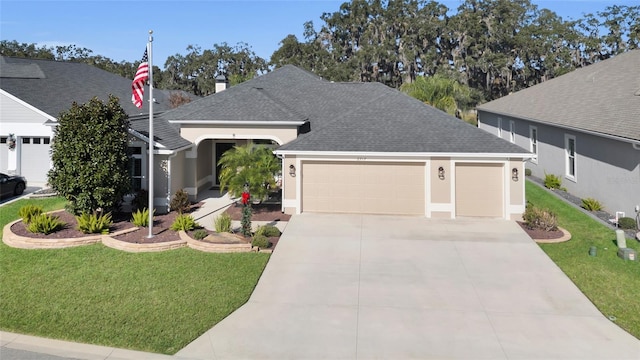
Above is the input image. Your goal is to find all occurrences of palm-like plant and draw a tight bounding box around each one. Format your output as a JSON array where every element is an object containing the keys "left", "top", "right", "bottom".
[
  {"left": 218, "top": 144, "right": 281, "bottom": 202},
  {"left": 401, "top": 74, "right": 480, "bottom": 116}
]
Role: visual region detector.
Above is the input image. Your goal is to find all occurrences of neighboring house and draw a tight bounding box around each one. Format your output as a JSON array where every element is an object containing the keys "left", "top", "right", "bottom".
[
  {"left": 477, "top": 50, "right": 640, "bottom": 218},
  {"left": 159, "top": 65, "right": 532, "bottom": 219},
  {"left": 0, "top": 56, "right": 192, "bottom": 188}
]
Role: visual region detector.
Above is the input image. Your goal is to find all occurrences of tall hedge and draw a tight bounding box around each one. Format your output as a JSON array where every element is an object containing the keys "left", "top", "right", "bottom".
[{"left": 48, "top": 95, "right": 131, "bottom": 214}]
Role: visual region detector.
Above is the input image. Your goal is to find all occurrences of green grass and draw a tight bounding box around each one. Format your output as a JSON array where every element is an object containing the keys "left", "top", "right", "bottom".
[
  {"left": 0, "top": 197, "right": 270, "bottom": 354},
  {"left": 527, "top": 181, "right": 640, "bottom": 339}
]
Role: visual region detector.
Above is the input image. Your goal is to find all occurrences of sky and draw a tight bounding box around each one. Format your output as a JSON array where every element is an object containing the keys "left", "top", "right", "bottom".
[{"left": 1, "top": 0, "right": 637, "bottom": 67}]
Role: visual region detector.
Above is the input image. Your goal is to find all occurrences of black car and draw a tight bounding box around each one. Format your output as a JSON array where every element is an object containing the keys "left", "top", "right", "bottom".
[{"left": 0, "top": 172, "right": 27, "bottom": 198}]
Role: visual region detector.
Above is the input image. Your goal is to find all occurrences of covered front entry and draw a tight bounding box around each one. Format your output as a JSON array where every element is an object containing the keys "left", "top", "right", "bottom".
[
  {"left": 455, "top": 163, "right": 504, "bottom": 218},
  {"left": 301, "top": 161, "right": 425, "bottom": 215}
]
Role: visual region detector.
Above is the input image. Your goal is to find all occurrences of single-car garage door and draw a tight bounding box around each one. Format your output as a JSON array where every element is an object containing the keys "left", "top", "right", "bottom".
[
  {"left": 302, "top": 161, "right": 425, "bottom": 215},
  {"left": 455, "top": 163, "right": 503, "bottom": 218},
  {"left": 20, "top": 136, "right": 51, "bottom": 184}
]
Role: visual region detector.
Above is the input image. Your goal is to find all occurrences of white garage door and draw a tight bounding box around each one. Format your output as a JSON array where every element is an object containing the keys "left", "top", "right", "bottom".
[
  {"left": 20, "top": 137, "right": 51, "bottom": 183},
  {"left": 302, "top": 161, "right": 425, "bottom": 215},
  {"left": 455, "top": 163, "right": 503, "bottom": 218}
]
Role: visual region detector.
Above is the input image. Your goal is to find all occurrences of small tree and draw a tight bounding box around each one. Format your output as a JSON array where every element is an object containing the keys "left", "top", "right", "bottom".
[
  {"left": 48, "top": 95, "right": 131, "bottom": 214},
  {"left": 218, "top": 143, "right": 280, "bottom": 201}
]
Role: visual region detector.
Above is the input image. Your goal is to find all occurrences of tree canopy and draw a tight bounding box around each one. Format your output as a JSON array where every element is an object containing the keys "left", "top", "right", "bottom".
[
  {"left": 48, "top": 95, "right": 131, "bottom": 214},
  {"left": 2, "top": 0, "right": 638, "bottom": 101}
]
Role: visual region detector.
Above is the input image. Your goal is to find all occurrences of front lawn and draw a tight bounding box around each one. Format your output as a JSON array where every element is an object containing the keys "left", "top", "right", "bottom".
[
  {"left": 526, "top": 181, "right": 640, "bottom": 339},
  {"left": 0, "top": 197, "right": 270, "bottom": 354}
]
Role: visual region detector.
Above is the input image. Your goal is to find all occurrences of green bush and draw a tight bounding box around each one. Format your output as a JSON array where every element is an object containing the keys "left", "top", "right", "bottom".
[
  {"left": 76, "top": 211, "right": 112, "bottom": 234},
  {"left": 131, "top": 208, "right": 153, "bottom": 227},
  {"left": 27, "top": 213, "right": 65, "bottom": 234},
  {"left": 523, "top": 204, "right": 558, "bottom": 232},
  {"left": 618, "top": 217, "right": 637, "bottom": 230},
  {"left": 524, "top": 168, "right": 532, "bottom": 176},
  {"left": 18, "top": 205, "right": 43, "bottom": 224},
  {"left": 192, "top": 229, "right": 209, "bottom": 240},
  {"left": 170, "top": 214, "right": 199, "bottom": 231},
  {"left": 170, "top": 189, "right": 191, "bottom": 214},
  {"left": 581, "top": 198, "right": 603, "bottom": 211},
  {"left": 255, "top": 224, "right": 281, "bottom": 237},
  {"left": 544, "top": 173, "right": 563, "bottom": 190},
  {"left": 214, "top": 213, "right": 232, "bottom": 233},
  {"left": 251, "top": 234, "right": 271, "bottom": 249}
]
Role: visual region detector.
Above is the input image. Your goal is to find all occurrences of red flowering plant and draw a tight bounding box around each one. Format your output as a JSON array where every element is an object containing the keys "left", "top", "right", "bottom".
[{"left": 240, "top": 184, "right": 252, "bottom": 237}]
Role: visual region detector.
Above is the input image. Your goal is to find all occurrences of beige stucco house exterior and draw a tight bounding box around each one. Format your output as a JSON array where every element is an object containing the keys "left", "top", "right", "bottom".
[
  {"left": 160, "top": 66, "right": 532, "bottom": 219},
  {"left": 2, "top": 56, "right": 531, "bottom": 219}
]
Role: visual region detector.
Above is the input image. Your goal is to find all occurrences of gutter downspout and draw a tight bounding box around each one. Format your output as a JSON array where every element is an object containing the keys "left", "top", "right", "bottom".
[
  {"left": 276, "top": 153, "right": 285, "bottom": 213},
  {"left": 167, "top": 151, "right": 178, "bottom": 210}
]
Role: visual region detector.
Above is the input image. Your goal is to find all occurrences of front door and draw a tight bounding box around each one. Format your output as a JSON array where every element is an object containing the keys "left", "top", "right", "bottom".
[{"left": 215, "top": 142, "right": 235, "bottom": 186}]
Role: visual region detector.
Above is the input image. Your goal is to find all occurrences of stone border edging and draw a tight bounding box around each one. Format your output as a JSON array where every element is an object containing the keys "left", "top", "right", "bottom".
[
  {"left": 2, "top": 213, "right": 274, "bottom": 253},
  {"left": 2, "top": 218, "right": 101, "bottom": 249},
  {"left": 533, "top": 227, "right": 571, "bottom": 244}
]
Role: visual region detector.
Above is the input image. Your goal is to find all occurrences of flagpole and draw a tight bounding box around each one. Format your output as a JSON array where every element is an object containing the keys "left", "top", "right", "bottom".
[{"left": 147, "top": 30, "right": 154, "bottom": 238}]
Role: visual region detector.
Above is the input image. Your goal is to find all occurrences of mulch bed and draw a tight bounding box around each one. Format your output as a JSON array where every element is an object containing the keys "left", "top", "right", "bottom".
[
  {"left": 223, "top": 202, "right": 291, "bottom": 222},
  {"left": 517, "top": 221, "right": 564, "bottom": 240},
  {"left": 9, "top": 202, "right": 288, "bottom": 248}
]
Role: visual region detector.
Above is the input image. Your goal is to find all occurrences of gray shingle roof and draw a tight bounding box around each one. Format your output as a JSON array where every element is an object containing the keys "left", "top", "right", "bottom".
[
  {"left": 1, "top": 56, "right": 192, "bottom": 150},
  {"left": 161, "top": 65, "right": 528, "bottom": 155},
  {"left": 477, "top": 50, "right": 640, "bottom": 142}
]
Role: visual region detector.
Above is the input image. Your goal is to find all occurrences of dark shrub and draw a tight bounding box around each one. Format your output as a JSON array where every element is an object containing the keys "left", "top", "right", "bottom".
[
  {"left": 618, "top": 217, "right": 636, "bottom": 230},
  {"left": 170, "top": 189, "right": 191, "bottom": 214},
  {"left": 251, "top": 234, "right": 271, "bottom": 249}
]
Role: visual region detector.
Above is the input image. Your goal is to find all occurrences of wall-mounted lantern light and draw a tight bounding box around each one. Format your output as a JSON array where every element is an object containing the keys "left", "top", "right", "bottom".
[
  {"left": 289, "top": 164, "right": 296, "bottom": 177},
  {"left": 512, "top": 167, "right": 519, "bottom": 182},
  {"left": 438, "top": 166, "right": 445, "bottom": 180}
]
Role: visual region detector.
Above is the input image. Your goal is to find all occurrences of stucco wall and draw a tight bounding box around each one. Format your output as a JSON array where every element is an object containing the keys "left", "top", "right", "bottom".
[
  {"left": 479, "top": 111, "right": 640, "bottom": 216},
  {"left": 179, "top": 124, "right": 298, "bottom": 146},
  {"left": 282, "top": 156, "right": 298, "bottom": 214}
]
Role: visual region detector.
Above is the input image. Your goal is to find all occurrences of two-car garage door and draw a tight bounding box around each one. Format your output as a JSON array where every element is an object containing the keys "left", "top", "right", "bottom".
[
  {"left": 302, "top": 162, "right": 425, "bottom": 215},
  {"left": 300, "top": 161, "right": 505, "bottom": 218}
]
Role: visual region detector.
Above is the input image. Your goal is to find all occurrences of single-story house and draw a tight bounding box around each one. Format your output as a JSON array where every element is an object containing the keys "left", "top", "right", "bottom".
[
  {"left": 477, "top": 50, "right": 640, "bottom": 219},
  {"left": 0, "top": 56, "right": 192, "bottom": 187},
  {"left": 2, "top": 56, "right": 532, "bottom": 219},
  {"left": 159, "top": 65, "right": 532, "bottom": 219}
]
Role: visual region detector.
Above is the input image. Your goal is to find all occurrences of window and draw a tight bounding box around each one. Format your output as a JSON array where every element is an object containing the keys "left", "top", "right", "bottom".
[
  {"left": 509, "top": 121, "right": 515, "bottom": 143},
  {"left": 529, "top": 126, "right": 538, "bottom": 163},
  {"left": 565, "top": 134, "right": 576, "bottom": 180},
  {"left": 128, "top": 146, "right": 144, "bottom": 191},
  {"left": 497, "top": 118, "right": 502, "bottom": 137},
  {"left": 33, "top": 137, "right": 41, "bottom": 144},
  {"left": 43, "top": 137, "right": 50, "bottom": 144},
  {"left": 22, "top": 137, "right": 30, "bottom": 144},
  {"left": 0, "top": 137, "right": 6, "bottom": 144}
]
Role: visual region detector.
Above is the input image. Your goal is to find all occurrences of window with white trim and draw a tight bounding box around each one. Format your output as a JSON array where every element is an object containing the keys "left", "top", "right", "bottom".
[
  {"left": 509, "top": 121, "right": 515, "bottom": 143},
  {"left": 565, "top": 134, "right": 576, "bottom": 180},
  {"left": 529, "top": 126, "right": 538, "bottom": 163},
  {"left": 128, "top": 146, "right": 144, "bottom": 191}
]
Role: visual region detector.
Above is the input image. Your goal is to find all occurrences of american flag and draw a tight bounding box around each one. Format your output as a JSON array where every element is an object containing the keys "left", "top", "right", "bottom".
[{"left": 131, "top": 48, "right": 149, "bottom": 108}]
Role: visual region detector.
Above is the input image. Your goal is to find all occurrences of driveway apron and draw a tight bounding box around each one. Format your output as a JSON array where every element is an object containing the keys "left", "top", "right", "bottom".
[{"left": 176, "top": 214, "right": 640, "bottom": 360}]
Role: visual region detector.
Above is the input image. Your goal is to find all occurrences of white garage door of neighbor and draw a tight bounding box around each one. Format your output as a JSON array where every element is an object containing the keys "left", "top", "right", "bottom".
[
  {"left": 455, "top": 163, "right": 503, "bottom": 218},
  {"left": 302, "top": 161, "right": 425, "bottom": 215},
  {"left": 20, "top": 137, "right": 51, "bottom": 183}
]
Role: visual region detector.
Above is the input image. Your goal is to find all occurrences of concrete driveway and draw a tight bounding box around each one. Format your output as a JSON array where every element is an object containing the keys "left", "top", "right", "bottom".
[{"left": 176, "top": 214, "right": 640, "bottom": 360}]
